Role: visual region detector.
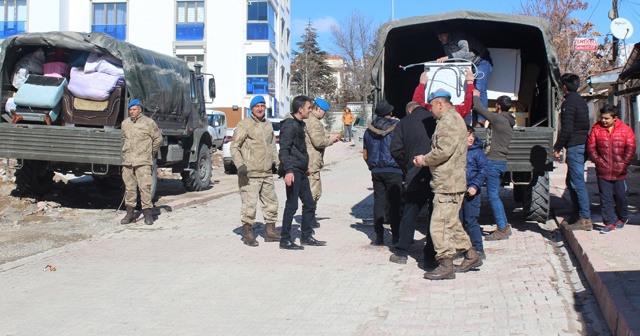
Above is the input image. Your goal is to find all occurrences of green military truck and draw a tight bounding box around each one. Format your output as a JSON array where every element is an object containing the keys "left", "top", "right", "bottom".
[
  {"left": 371, "top": 11, "right": 561, "bottom": 222},
  {"left": 0, "top": 32, "right": 216, "bottom": 196}
]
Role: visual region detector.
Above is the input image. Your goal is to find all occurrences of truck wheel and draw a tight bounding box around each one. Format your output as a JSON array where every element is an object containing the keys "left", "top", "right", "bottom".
[
  {"left": 181, "top": 143, "right": 212, "bottom": 191},
  {"left": 523, "top": 172, "right": 550, "bottom": 223},
  {"left": 15, "top": 160, "right": 55, "bottom": 196}
]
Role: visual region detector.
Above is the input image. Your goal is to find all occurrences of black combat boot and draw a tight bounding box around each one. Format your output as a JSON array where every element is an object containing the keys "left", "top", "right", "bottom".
[
  {"left": 120, "top": 206, "right": 136, "bottom": 224},
  {"left": 242, "top": 224, "right": 259, "bottom": 247},
  {"left": 423, "top": 258, "right": 455, "bottom": 280},
  {"left": 143, "top": 208, "right": 154, "bottom": 225}
]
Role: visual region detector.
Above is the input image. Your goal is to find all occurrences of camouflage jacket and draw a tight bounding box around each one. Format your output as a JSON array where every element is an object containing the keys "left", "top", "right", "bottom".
[
  {"left": 421, "top": 106, "right": 468, "bottom": 193},
  {"left": 304, "top": 111, "right": 334, "bottom": 172},
  {"left": 231, "top": 114, "right": 279, "bottom": 178},
  {"left": 121, "top": 114, "right": 162, "bottom": 166}
]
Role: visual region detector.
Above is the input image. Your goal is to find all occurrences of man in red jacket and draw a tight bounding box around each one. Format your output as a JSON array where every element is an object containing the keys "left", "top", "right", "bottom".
[
  {"left": 587, "top": 103, "right": 636, "bottom": 233},
  {"left": 412, "top": 69, "right": 475, "bottom": 124}
]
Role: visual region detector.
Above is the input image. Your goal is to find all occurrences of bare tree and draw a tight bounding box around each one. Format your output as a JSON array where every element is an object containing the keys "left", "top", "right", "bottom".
[
  {"left": 330, "top": 11, "right": 378, "bottom": 115},
  {"left": 515, "top": 0, "right": 612, "bottom": 78}
]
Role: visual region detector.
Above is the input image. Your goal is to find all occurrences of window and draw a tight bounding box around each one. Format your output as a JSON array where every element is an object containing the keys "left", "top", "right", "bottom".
[
  {"left": 1, "top": 0, "right": 26, "bottom": 38},
  {"left": 178, "top": 54, "right": 204, "bottom": 71},
  {"left": 176, "top": 1, "right": 204, "bottom": 41},
  {"left": 246, "top": 55, "right": 275, "bottom": 96},
  {"left": 92, "top": 3, "right": 126, "bottom": 40},
  {"left": 246, "top": 0, "right": 275, "bottom": 47}
]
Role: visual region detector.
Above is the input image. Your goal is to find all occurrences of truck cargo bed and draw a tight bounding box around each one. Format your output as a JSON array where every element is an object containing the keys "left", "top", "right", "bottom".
[
  {"left": 0, "top": 123, "right": 122, "bottom": 165},
  {"left": 475, "top": 127, "right": 554, "bottom": 172}
]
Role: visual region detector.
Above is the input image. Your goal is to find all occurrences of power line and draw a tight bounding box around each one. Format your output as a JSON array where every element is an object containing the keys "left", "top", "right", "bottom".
[{"left": 586, "top": 0, "right": 602, "bottom": 23}]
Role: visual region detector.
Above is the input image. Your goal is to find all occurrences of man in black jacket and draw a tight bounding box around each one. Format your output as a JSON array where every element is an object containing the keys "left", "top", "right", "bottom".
[
  {"left": 554, "top": 73, "right": 592, "bottom": 231},
  {"left": 278, "top": 95, "right": 326, "bottom": 250},
  {"left": 388, "top": 101, "right": 437, "bottom": 267}
]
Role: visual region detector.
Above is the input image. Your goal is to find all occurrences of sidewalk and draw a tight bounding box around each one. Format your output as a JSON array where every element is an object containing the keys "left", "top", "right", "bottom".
[{"left": 551, "top": 161, "right": 640, "bottom": 336}]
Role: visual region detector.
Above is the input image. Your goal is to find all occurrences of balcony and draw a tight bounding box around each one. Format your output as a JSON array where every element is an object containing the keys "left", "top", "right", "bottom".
[
  {"left": 92, "top": 24, "right": 126, "bottom": 40},
  {"left": 176, "top": 23, "right": 204, "bottom": 41},
  {"left": 247, "top": 23, "right": 275, "bottom": 46},
  {"left": 0, "top": 21, "right": 26, "bottom": 39}
]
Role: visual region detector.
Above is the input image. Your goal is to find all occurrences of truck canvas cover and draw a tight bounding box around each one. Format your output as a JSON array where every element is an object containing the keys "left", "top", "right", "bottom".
[
  {"left": 372, "top": 10, "right": 561, "bottom": 122},
  {"left": 0, "top": 31, "right": 196, "bottom": 119}
]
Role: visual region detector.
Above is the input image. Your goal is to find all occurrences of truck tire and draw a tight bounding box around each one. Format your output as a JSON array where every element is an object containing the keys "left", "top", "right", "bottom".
[
  {"left": 181, "top": 143, "right": 212, "bottom": 191},
  {"left": 15, "top": 160, "right": 55, "bottom": 196},
  {"left": 523, "top": 172, "right": 550, "bottom": 223}
]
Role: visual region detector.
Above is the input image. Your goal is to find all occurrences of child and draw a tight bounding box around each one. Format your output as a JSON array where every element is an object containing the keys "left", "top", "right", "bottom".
[
  {"left": 461, "top": 125, "right": 488, "bottom": 258},
  {"left": 586, "top": 103, "right": 636, "bottom": 233}
]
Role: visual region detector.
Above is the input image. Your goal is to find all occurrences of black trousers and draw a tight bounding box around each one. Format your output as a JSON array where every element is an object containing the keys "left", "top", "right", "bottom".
[
  {"left": 281, "top": 169, "right": 315, "bottom": 242},
  {"left": 372, "top": 172, "right": 403, "bottom": 241},
  {"left": 394, "top": 189, "right": 436, "bottom": 261}
]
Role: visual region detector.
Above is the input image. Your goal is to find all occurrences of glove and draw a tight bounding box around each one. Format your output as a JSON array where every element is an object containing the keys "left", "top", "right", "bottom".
[{"left": 237, "top": 164, "right": 248, "bottom": 176}]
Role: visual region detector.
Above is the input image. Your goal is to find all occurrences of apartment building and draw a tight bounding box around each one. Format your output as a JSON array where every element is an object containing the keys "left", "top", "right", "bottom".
[{"left": 1, "top": 0, "right": 291, "bottom": 126}]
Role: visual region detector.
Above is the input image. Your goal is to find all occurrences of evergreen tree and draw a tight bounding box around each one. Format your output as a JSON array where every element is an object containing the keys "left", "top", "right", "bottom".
[{"left": 290, "top": 21, "right": 337, "bottom": 100}]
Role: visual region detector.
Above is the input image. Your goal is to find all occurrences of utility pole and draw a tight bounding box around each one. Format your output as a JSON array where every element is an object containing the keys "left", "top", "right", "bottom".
[{"left": 611, "top": 0, "right": 619, "bottom": 66}]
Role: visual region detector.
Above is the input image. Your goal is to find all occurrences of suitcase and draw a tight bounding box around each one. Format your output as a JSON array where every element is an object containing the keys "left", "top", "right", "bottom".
[{"left": 61, "top": 86, "right": 124, "bottom": 128}]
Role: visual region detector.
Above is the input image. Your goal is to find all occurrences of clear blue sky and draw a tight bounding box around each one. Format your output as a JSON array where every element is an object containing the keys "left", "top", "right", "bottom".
[{"left": 291, "top": 0, "right": 640, "bottom": 54}]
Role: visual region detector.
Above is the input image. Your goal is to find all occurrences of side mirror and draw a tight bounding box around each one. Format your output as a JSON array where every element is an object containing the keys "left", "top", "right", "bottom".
[{"left": 208, "top": 78, "right": 216, "bottom": 99}]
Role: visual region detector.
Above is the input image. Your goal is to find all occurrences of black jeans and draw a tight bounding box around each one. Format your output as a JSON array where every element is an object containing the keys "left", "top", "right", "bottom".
[
  {"left": 395, "top": 189, "right": 436, "bottom": 260},
  {"left": 281, "top": 169, "right": 315, "bottom": 242},
  {"left": 372, "top": 172, "right": 403, "bottom": 241},
  {"left": 597, "top": 178, "right": 628, "bottom": 225}
]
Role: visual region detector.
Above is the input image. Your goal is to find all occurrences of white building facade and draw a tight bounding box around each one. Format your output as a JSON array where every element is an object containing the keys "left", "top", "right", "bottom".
[{"left": 2, "top": 0, "right": 291, "bottom": 126}]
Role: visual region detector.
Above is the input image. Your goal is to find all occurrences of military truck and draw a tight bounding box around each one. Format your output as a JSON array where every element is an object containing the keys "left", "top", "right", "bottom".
[
  {"left": 372, "top": 11, "right": 561, "bottom": 222},
  {"left": 0, "top": 32, "right": 216, "bottom": 196}
]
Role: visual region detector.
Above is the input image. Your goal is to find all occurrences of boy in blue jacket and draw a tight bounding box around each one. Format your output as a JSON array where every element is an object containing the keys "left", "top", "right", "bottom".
[{"left": 461, "top": 126, "right": 488, "bottom": 259}]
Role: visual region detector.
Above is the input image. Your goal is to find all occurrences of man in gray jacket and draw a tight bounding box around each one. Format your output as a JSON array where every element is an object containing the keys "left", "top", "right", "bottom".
[{"left": 231, "top": 95, "right": 281, "bottom": 247}]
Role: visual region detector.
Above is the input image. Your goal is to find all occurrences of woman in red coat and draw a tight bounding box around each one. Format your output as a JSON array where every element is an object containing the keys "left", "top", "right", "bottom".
[{"left": 586, "top": 104, "right": 636, "bottom": 233}]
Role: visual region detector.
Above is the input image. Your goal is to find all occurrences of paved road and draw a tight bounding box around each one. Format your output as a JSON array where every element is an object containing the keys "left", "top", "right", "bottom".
[{"left": 1, "top": 142, "right": 608, "bottom": 335}]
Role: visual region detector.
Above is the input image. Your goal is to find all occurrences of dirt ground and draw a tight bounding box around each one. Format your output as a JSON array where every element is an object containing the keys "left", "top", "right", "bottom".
[{"left": 0, "top": 152, "right": 226, "bottom": 265}]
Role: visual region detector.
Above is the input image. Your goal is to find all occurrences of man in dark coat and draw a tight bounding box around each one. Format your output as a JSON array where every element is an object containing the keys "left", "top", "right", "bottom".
[
  {"left": 388, "top": 101, "right": 437, "bottom": 267},
  {"left": 553, "top": 73, "right": 592, "bottom": 231},
  {"left": 363, "top": 100, "right": 403, "bottom": 245},
  {"left": 278, "top": 95, "right": 326, "bottom": 250}
]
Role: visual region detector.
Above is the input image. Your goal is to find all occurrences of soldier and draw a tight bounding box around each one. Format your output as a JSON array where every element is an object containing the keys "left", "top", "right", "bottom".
[
  {"left": 231, "top": 95, "right": 281, "bottom": 247},
  {"left": 305, "top": 98, "right": 341, "bottom": 229},
  {"left": 414, "top": 90, "right": 482, "bottom": 280},
  {"left": 120, "top": 99, "right": 162, "bottom": 225}
]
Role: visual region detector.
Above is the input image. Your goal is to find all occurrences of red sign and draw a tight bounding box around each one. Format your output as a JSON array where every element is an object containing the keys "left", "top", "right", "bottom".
[{"left": 574, "top": 38, "right": 598, "bottom": 51}]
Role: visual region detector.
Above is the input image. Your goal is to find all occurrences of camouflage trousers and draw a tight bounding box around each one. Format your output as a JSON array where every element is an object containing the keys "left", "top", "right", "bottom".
[
  {"left": 238, "top": 174, "right": 278, "bottom": 225},
  {"left": 430, "top": 192, "right": 472, "bottom": 260},
  {"left": 122, "top": 165, "right": 153, "bottom": 209},
  {"left": 309, "top": 171, "right": 322, "bottom": 204}
]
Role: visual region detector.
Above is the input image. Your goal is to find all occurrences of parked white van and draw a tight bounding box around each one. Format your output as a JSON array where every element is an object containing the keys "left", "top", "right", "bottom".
[{"left": 206, "top": 110, "right": 227, "bottom": 151}]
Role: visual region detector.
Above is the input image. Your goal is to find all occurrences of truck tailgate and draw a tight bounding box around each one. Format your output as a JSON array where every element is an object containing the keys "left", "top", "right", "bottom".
[
  {"left": 0, "top": 124, "right": 123, "bottom": 165},
  {"left": 475, "top": 127, "right": 554, "bottom": 172}
]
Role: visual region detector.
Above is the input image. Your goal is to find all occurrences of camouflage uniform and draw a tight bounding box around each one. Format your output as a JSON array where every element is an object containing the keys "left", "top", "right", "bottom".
[
  {"left": 304, "top": 111, "right": 334, "bottom": 203},
  {"left": 421, "top": 106, "right": 472, "bottom": 260},
  {"left": 121, "top": 113, "right": 162, "bottom": 210},
  {"left": 231, "top": 114, "right": 279, "bottom": 225}
]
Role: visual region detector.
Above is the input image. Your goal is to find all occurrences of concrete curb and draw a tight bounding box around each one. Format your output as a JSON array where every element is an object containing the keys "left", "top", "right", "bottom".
[{"left": 559, "top": 224, "right": 640, "bottom": 336}]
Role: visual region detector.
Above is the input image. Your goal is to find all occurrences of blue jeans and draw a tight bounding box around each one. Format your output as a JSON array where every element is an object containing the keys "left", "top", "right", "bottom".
[
  {"left": 460, "top": 192, "right": 483, "bottom": 252},
  {"left": 473, "top": 60, "right": 492, "bottom": 123},
  {"left": 565, "top": 144, "right": 590, "bottom": 218},
  {"left": 597, "top": 178, "right": 628, "bottom": 225},
  {"left": 343, "top": 125, "right": 353, "bottom": 141},
  {"left": 486, "top": 160, "right": 508, "bottom": 229}
]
